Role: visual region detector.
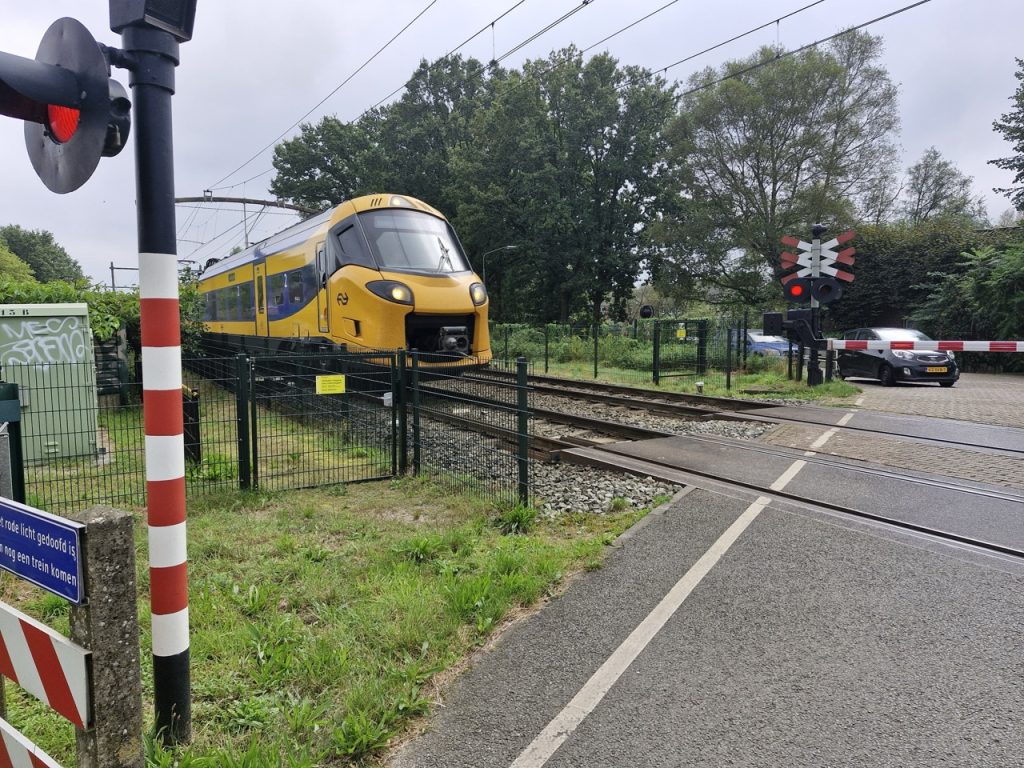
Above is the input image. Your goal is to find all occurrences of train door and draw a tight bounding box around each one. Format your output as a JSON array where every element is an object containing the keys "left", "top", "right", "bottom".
[
  {"left": 254, "top": 264, "right": 268, "bottom": 336},
  {"left": 315, "top": 240, "right": 330, "bottom": 334}
]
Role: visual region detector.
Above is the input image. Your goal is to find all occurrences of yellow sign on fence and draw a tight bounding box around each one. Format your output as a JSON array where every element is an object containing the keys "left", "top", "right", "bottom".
[{"left": 315, "top": 375, "right": 347, "bottom": 395}]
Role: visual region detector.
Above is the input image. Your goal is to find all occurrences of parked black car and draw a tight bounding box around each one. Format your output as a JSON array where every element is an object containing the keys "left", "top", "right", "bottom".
[{"left": 837, "top": 328, "right": 959, "bottom": 387}]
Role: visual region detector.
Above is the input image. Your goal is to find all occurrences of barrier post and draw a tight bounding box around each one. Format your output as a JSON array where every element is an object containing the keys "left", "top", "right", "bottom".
[{"left": 69, "top": 505, "right": 144, "bottom": 768}]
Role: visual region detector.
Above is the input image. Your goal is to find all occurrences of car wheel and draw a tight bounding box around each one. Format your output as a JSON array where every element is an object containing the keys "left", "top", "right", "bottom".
[
  {"left": 878, "top": 363, "right": 895, "bottom": 387},
  {"left": 939, "top": 381, "right": 955, "bottom": 388}
]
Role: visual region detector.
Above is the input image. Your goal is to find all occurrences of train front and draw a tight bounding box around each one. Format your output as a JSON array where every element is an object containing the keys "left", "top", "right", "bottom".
[{"left": 331, "top": 197, "right": 492, "bottom": 367}]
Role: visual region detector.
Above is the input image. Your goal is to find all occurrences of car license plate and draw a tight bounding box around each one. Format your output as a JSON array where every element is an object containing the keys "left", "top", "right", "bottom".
[{"left": 926, "top": 366, "right": 948, "bottom": 373}]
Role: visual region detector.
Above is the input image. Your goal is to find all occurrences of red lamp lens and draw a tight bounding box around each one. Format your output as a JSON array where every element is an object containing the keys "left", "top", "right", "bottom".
[
  {"left": 47, "top": 105, "right": 80, "bottom": 143},
  {"left": 790, "top": 284, "right": 804, "bottom": 296}
]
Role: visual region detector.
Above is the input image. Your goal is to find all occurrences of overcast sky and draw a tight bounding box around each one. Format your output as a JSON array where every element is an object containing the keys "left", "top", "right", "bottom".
[{"left": 1, "top": 0, "right": 1021, "bottom": 287}]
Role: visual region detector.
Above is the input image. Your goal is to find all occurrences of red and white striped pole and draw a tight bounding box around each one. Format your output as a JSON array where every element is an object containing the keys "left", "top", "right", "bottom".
[{"left": 118, "top": 21, "right": 191, "bottom": 743}]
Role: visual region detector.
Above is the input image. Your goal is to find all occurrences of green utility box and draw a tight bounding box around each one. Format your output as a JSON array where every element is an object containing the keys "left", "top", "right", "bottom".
[{"left": 0, "top": 304, "right": 99, "bottom": 464}]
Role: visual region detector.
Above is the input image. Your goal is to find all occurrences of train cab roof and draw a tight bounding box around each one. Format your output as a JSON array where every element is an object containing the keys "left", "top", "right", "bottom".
[{"left": 198, "top": 194, "right": 446, "bottom": 280}]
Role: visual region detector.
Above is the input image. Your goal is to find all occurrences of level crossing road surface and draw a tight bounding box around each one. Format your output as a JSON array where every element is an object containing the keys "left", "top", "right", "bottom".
[
  {"left": 733, "top": 404, "right": 1024, "bottom": 455},
  {"left": 588, "top": 435, "right": 1024, "bottom": 553},
  {"left": 389, "top": 487, "right": 1024, "bottom": 768}
]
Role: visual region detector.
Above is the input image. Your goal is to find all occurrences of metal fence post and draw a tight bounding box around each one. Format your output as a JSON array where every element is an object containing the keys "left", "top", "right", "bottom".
[
  {"left": 396, "top": 351, "right": 408, "bottom": 474},
  {"left": 652, "top": 320, "right": 661, "bottom": 385},
  {"left": 544, "top": 325, "right": 550, "bottom": 374},
  {"left": 0, "top": 382, "right": 25, "bottom": 503},
  {"left": 742, "top": 311, "right": 749, "bottom": 368},
  {"left": 504, "top": 326, "right": 510, "bottom": 364},
  {"left": 70, "top": 505, "right": 144, "bottom": 768},
  {"left": 696, "top": 320, "right": 709, "bottom": 375},
  {"left": 411, "top": 351, "right": 421, "bottom": 475},
  {"left": 825, "top": 349, "right": 834, "bottom": 383},
  {"left": 593, "top": 322, "right": 599, "bottom": 379},
  {"left": 235, "top": 354, "right": 251, "bottom": 490},
  {"left": 787, "top": 341, "right": 794, "bottom": 380},
  {"left": 516, "top": 356, "right": 529, "bottom": 506},
  {"left": 725, "top": 328, "right": 733, "bottom": 391}
]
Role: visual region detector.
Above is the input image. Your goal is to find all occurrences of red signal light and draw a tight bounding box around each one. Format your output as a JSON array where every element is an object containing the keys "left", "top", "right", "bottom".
[
  {"left": 47, "top": 104, "right": 80, "bottom": 143},
  {"left": 789, "top": 283, "right": 804, "bottom": 297}
]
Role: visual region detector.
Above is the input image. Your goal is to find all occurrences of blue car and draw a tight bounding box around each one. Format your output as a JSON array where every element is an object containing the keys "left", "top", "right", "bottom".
[{"left": 745, "top": 330, "right": 791, "bottom": 357}]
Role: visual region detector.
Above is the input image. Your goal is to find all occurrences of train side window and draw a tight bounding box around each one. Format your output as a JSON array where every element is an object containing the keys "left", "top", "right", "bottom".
[
  {"left": 268, "top": 274, "right": 286, "bottom": 317},
  {"left": 203, "top": 292, "right": 216, "bottom": 321},
  {"left": 225, "top": 286, "right": 239, "bottom": 321},
  {"left": 240, "top": 282, "right": 255, "bottom": 321},
  {"left": 301, "top": 263, "right": 318, "bottom": 299},
  {"left": 288, "top": 269, "right": 304, "bottom": 304},
  {"left": 335, "top": 223, "right": 374, "bottom": 269},
  {"left": 217, "top": 289, "right": 230, "bottom": 320}
]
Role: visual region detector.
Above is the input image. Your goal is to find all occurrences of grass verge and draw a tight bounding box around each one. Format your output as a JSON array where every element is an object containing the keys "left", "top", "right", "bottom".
[{"left": 1, "top": 477, "right": 652, "bottom": 766}]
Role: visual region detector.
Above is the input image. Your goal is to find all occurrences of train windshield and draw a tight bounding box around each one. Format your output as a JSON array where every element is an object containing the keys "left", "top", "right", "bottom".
[{"left": 359, "top": 209, "right": 470, "bottom": 274}]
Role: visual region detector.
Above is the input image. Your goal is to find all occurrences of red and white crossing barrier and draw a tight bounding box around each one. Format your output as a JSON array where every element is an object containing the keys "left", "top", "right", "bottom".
[
  {"left": 0, "top": 716, "right": 62, "bottom": 768},
  {"left": 828, "top": 340, "right": 1024, "bottom": 352},
  {"left": 0, "top": 602, "right": 90, "bottom": 728}
]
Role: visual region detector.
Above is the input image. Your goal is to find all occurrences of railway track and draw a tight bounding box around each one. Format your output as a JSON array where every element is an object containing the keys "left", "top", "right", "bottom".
[{"left": 564, "top": 435, "right": 1024, "bottom": 561}]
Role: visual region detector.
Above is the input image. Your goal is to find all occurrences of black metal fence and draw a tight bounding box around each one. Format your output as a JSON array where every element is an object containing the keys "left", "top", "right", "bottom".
[
  {"left": 3, "top": 350, "right": 532, "bottom": 515},
  {"left": 490, "top": 317, "right": 774, "bottom": 390},
  {"left": 404, "top": 353, "right": 530, "bottom": 508}
]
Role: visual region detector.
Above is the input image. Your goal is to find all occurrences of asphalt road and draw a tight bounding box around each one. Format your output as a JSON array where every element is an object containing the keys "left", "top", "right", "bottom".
[
  {"left": 391, "top": 376, "right": 1024, "bottom": 767},
  {"left": 390, "top": 488, "right": 1024, "bottom": 768}
]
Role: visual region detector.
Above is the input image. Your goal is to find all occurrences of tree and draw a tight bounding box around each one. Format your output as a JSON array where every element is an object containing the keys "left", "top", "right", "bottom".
[
  {"left": 0, "top": 225, "right": 84, "bottom": 283},
  {"left": 653, "top": 31, "right": 900, "bottom": 307},
  {"left": 368, "top": 56, "right": 489, "bottom": 217},
  {"left": 0, "top": 241, "right": 36, "bottom": 282},
  {"left": 270, "top": 117, "right": 375, "bottom": 211},
  {"left": 454, "top": 49, "right": 676, "bottom": 323},
  {"left": 900, "top": 147, "right": 986, "bottom": 224},
  {"left": 990, "top": 57, "right": 1024, "bottom": 211}
]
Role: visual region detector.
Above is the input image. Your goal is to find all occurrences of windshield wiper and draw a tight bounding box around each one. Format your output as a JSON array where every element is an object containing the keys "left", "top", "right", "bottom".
[{"left": 436, "top": 237, "right": 453, "bottom": 273}]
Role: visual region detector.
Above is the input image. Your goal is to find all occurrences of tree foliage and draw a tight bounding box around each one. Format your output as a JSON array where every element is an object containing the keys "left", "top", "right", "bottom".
[
  {"left": 990, "top": 57, "right": 1024, "bottom": 211},
  {"left": 0, "top": 241, "right": 36, "bottom": 283},
  {"left": 900, "top": 147, "right": 986, "bottom": 224},
  {"left": 0, "top": 225, "right": 84, "bottom": 283},
  {"left": 651, "top": 31, "right": 899, "bottom": 308}
]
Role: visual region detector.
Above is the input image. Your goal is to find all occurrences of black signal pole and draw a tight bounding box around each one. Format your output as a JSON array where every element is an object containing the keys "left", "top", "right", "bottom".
[{"left": 111, "top": 1, "right": 197, "bottom": 746}]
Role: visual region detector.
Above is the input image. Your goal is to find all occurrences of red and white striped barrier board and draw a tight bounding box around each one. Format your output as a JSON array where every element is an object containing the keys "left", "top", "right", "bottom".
[
  {"left": 0, "top": 716, "right": 62, "bottom": 768},
  {"left": 828, "top": 340, "right": 1024, "bottom": 352},
  {"left": 0, "top": 602, "right": 91, "bottom": 729}
]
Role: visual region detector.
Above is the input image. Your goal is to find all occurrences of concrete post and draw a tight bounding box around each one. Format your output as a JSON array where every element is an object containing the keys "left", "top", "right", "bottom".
[{"left": 69, "top": 506, "right": 143, "bottom": 768}]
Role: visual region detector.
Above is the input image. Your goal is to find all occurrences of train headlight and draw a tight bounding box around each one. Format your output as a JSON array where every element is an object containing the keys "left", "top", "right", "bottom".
[
  {"left": 469, "top": 283, "right": 488, "bottom": 306},
  {"left": 367, "top": 280, "right": 414, "bottom": 305}
]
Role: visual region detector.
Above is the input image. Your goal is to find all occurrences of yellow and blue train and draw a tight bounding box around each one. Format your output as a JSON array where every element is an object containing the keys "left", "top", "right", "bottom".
[{"left": 198, "top": 194, "right": 491, "bottom": 367}]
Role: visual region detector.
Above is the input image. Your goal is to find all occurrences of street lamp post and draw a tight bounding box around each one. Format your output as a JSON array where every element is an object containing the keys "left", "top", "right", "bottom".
[{"left": 481, "top": 244, "right": 519, "bottom": 285}]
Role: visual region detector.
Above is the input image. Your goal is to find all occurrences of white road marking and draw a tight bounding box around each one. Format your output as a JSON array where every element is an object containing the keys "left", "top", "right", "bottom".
[
  {"left": 809, "top": 428, "right": 838, "bottom": 451},
  {"left": 769, "top": 459, "right": 806, "bottom": 492},
  {"left": 854, "top": 396, "right": 865, "bottom": 407},
  {"left": 508, "top": 495, "right": 773, "bottom": 768},
  {"left": 837, "top": 412, "right": 856, "bottom": 427}
]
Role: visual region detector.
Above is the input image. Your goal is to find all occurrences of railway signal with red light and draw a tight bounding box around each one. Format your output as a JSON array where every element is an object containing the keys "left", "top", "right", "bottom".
[
  {"left": 0, "top": 17, "right": 130, "bottom": 193},
  {"left": 783, "top": 276, "right": 812, "bottom": 303}
]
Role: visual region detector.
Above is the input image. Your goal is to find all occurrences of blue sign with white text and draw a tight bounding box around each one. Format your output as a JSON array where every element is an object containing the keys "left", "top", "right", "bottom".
[{"left": 0, "top": 498, "right": 84, "bottom": 603}]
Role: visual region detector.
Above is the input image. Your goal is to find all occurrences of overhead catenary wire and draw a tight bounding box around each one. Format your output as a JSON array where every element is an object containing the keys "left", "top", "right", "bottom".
[
  {"left": 206, "top": 0, "right": 441, "bottom": 191},
  {"left": 185, "top": 1, "right": 934, "bottom": 261}
]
